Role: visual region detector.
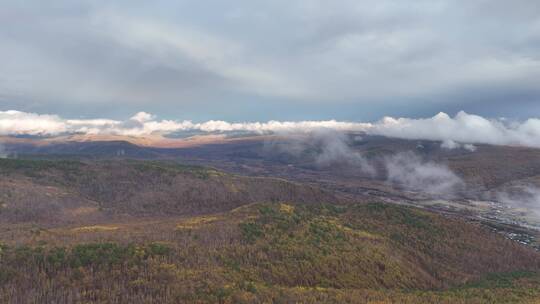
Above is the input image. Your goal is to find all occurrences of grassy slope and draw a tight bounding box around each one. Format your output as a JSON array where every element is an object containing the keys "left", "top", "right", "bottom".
[{"left": 1, "top": 202, "right": 539, "bottom": 303}]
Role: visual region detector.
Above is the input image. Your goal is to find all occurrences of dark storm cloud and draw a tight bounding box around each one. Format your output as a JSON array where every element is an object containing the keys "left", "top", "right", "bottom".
[{"left": 1, "top": 0, "right": 539, "bottom": 119}]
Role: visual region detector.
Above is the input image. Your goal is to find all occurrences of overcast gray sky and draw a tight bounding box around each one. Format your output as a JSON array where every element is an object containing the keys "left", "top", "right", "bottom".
[{"left": 1, "top": 0, "right": 540, "bottom": 121}]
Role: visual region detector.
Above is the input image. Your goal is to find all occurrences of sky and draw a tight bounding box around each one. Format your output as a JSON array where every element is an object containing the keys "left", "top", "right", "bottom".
[{"left": 1, "top": 0, "right": 540, "bottom": 121}]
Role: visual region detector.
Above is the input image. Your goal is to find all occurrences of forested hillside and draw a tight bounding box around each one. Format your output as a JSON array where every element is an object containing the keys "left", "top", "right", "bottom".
[
  {"left": 0, "top": 158, "right": 337, "bottom": 224},
  {"left": 1, "top": 202, "right": 539, "bottom": 303}
]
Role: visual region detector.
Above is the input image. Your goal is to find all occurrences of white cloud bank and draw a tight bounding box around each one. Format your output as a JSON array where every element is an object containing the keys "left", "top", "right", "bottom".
[
  {"left": 0, "top": 110, "right": 370, "bottom": 137},
  {"left": 370, "top": 111, "right": 540, "bottom": 148},
  {"left": 4, "top": 110, "right": 540, "bottom": 149}
]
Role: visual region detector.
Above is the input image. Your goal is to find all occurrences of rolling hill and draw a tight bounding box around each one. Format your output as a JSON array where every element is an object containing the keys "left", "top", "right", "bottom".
[{"left": 0, "top": 158, "right": 338, "bottom": 225}]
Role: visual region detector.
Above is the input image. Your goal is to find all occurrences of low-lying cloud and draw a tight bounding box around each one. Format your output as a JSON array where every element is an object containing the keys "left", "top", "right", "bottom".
[
  {"left": 384, "top": 152, "right": 463, "bottom": 195},
  {"left": 265, "top": 130, "right": 375, "bottom": 174},
  {"left": 440, "top": 139, "right": 477, "bottom": 152},
  {"left": 265, "top": 132, "right": 461, "bottom": 196},
  {"left": 495, "top": 185, "right": 540, "bottom": 221},
  {"left": 4, "top": 110, "right": 540, "bottom": 149},
  {"left": 312, "top": 132, "right": 374, "bottom": 174}
]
